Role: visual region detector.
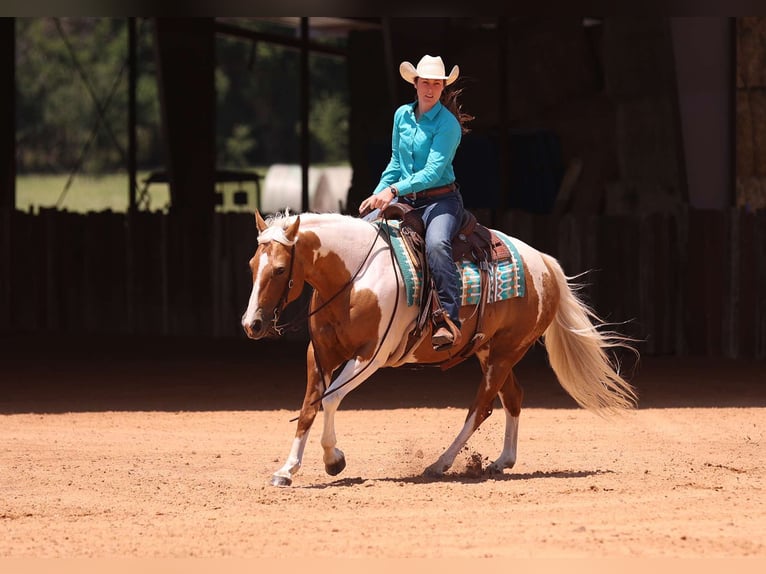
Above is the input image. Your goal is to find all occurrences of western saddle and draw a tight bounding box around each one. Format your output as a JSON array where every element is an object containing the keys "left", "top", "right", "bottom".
[{"left": 380, "top": 202, "right": 513, "bottom": 369}]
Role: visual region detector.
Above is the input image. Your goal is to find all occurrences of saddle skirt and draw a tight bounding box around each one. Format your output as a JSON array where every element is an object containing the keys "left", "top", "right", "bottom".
[{"left": 375, "top": 216, "right": 526, "bottom": 308}]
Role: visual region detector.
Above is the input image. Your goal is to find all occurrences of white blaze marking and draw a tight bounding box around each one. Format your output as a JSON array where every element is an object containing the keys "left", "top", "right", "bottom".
[{"left": 242, "top": 250, "right": 269, "bottom": 327}]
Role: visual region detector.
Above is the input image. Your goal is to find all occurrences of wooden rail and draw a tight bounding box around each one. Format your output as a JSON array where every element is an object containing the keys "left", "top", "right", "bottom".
[{"left": 2, "top": 207, "right": 764, "bottom": 358}]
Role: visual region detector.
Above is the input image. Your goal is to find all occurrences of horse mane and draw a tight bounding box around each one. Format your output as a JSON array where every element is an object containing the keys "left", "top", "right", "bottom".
[
  {"left": 262, "top": 209, "right": 296, "bottom": 229},
  {"left": 263, "top": 210, "right": 365, "bottom": 234}
]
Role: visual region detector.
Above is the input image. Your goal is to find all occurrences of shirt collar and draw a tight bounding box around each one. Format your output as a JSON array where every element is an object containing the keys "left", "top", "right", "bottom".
[{"left": 411, "top": 100, "right": 443, "bottom": 120}]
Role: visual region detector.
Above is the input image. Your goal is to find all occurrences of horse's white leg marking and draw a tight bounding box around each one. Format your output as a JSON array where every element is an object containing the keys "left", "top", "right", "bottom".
[
  {"left": 489, "top": 410, "right": 519, "bottom": 472},
  {"left": 241, "top": 252, "right": 268, "bottom": 327},
  {"left": 425, "top": 411, "right": 479, "bottom": 476},
  {"left": 319, "top": 357, "right": 386, "bottom": 475},
  {"left": 320, "top": 394, "right": 343, "bottom": 470},
  {"left": 272, "top": 434, "right": 310, "bottom": 482}
]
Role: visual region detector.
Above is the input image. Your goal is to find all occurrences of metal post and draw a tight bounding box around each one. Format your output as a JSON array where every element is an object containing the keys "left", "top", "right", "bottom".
[
  {"left": 128, "top": 17, "right": 137, "bottom": 214},
  {"left": 0, "top": 17, "right": 15, "bottom": 212},
  {"left": 497, "top": 17, "right": 510, "bottom": 220},
  {"left": 300, "top": 17, "right": 310, "bottom": 213},
  {"left": 0, "top": 18, "right": 15, "bottom": 331},
  {"left": 126, "top": 17, "right": 137, "bottom": 332}
]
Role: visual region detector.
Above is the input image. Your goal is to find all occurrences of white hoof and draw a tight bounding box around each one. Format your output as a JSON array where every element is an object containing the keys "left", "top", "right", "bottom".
[{"left": 270, "top": 474, "right": 292, "bottom": 487}]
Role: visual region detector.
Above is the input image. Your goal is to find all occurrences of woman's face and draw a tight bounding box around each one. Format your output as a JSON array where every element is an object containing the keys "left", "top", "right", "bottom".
[{"left": 415, "top": 77, "right": 445, "bottom": 112}]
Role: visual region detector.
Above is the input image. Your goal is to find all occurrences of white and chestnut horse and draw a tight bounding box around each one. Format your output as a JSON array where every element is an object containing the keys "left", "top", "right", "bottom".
[{"left": 242, "top": 210, "right": 637, "bottom": 487}]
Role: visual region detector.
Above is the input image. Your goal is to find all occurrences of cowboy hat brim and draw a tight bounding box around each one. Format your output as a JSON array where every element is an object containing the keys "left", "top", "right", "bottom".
[{"left": 399, "top": 61, "right": 460, "bottom": 86}]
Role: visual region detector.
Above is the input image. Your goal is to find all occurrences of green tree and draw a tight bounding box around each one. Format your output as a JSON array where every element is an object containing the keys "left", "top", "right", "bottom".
[
  {"left": 310, "top": 92, "right": 349, "bottom": 163},
  {"left": 15, "top": 17, "right": 350, "bottom": 176},
  {"left": 16, "top": 17, "right": 161, "bottom": 174},
  {"left": 215, "top": 21, "right": 350, "bottom": 167}
]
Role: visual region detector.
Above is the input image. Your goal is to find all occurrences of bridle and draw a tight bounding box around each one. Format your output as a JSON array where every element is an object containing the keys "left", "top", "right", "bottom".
[
  {"left": 266, "top": 242, "right": 296, "bottom": 337},
  {"left": 265, "top": 222, "right": 387, "bottom": 336}
]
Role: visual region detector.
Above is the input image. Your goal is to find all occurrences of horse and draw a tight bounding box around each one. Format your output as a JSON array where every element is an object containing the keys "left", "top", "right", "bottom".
[{"left": 242, "top": 209, "right": 638, "bottom": 487}]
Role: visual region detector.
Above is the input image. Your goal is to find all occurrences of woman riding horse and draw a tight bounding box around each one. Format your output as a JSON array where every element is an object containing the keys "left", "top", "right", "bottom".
[
  {"left": 359, "top": 54, "right": 474, "bottom": 351},
  {"left": 242, "top": 211, "right": 638, "bottom": 487}
]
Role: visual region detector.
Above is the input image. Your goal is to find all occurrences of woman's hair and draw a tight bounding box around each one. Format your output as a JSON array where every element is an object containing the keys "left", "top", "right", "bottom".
[{"left": 441, "top": 83, "right": 474, "bottom": 135}]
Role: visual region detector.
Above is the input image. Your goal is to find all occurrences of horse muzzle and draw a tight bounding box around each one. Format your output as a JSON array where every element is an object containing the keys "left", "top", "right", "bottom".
[{"left": 242, "top": 307, "right": 268, "bottom": 340}]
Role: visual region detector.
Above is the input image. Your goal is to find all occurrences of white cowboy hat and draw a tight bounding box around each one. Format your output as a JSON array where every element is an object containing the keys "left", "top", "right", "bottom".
[{"left": 399, "top": 55, "right": 459, "bottom": 86}]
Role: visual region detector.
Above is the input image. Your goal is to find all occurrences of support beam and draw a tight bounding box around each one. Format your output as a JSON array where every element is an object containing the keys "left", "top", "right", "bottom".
[
  {"left": 0, "top": 17, "right": 15, "bottom": 331},
  {"left": 154, "top": 17, "right": 216, "bottom": 214},
  {"left": 0, "top": 18, "right": 14, "bottom": 212},
  {"left": 128, "top": 17, "right": 137, "bottom": 214},
  {"left": 154, "top": 17, "right": 216, "bottom": 334},
  {"left": 300, "top": 17, "right": 310, "bottom": 212},
  {"left": 671, "top": 17, "right": 734, "bottom": 210},
  {"left": 497, "top": 17, "right": 510, "bottom": 219}
]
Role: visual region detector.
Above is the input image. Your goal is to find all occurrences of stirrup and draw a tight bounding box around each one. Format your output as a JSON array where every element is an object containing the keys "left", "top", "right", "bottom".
[{"left": 431, "top": 315, "right": 462, "bottom": 351}]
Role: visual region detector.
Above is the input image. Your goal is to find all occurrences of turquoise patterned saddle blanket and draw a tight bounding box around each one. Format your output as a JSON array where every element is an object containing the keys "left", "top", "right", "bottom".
[{"left": 375, "top": 219, "right": 526, "bottom": 307}]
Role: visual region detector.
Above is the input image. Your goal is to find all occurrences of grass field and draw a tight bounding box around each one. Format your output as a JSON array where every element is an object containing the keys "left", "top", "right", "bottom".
[
  {"left": 16, "top": 173, "right": 166, "bottom": 213},
  {"left": 15, "top": 171, "right": 266, "bottom": 214}
]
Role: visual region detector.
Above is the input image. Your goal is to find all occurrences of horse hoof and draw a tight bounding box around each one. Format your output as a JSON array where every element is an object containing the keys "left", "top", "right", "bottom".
[
  {"left": 424, "top": 463, "right": 447, "bottom": 478},
  {"left": 325, "top": 456, "right": 346, "bottom": 476},
  {"left": 486, "top": 463, "right": 504, "bottom": 476},
  {"left": 270, "top": 474, "right": 292, "bottom": 487}
]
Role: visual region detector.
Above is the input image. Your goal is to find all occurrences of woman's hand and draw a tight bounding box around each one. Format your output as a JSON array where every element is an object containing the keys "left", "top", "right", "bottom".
[{"left": 358, "top": 186, "right": 397, "bottom": 216}]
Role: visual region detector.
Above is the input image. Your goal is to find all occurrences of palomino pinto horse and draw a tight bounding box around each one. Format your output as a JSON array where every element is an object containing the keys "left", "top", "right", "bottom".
[{"left": 242, "top": 210, "right": 637, "bottom": 487}]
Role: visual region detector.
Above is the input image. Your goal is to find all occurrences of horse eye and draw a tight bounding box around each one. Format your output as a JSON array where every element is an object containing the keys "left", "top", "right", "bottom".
[{"left": 273, "top": 267, "right": 286, "bottom": 276}]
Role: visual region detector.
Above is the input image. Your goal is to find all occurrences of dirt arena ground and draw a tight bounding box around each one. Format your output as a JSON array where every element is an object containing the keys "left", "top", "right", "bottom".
[{"left": 1, "top": 334, "right": 764, "bottom": 561}]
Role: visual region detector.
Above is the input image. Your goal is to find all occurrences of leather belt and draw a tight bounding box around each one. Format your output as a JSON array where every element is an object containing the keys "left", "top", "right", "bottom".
[{"left": 406, "top": 182, "right": 457, "bottom": 201}]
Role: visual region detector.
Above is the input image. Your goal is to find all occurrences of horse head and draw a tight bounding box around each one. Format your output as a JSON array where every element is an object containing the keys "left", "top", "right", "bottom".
[{"left": 241, "top": 210, "right": 303, "bottom": 340}]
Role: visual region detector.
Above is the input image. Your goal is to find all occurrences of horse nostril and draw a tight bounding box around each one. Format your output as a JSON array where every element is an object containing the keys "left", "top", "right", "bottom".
[{"left": 243, "top": 308, "right": 265, "bottom": 337}]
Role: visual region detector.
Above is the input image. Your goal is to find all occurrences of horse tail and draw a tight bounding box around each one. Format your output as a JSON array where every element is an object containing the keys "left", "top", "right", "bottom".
[{"left": 541, "top": 253, "right": 639, "bottom": 414}]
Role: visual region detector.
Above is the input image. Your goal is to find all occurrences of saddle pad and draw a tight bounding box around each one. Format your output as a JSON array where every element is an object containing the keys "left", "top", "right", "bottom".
[{"left": 377, "top": 220, "right": 526, "bottom": 307}]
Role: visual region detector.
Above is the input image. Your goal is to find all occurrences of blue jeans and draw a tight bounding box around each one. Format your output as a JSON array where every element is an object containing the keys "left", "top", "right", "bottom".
[{"left": 405, "top": 191, "right": 464, "bottom": 328}]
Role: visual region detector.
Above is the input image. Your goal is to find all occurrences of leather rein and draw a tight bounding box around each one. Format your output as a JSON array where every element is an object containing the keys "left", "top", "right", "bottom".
[{"left": 268, "top": 222, "right": 391, "bottom": 336}]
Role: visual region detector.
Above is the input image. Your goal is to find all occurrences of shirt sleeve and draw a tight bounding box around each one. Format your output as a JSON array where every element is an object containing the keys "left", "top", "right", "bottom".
[{"left": 373, "top": 107, "right": 405, "bottom": 194}]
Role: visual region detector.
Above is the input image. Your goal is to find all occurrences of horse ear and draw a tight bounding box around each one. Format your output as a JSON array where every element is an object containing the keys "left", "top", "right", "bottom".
[
  {"left": 285, "top": 215, "right": 301, "bottom": 243},
  {"left": 255, "top": 209, "right": 267, "bottom": 232}
]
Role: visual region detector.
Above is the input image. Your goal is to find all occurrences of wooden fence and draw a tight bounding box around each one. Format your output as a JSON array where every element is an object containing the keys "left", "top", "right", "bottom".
[{"left": 1, "top": 207, "right": 765, "bottom": 358}]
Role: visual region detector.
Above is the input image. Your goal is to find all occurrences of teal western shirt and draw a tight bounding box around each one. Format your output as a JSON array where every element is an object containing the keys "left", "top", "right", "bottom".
[{"left": 373, "top": 100, "right": 462, "bottom": 197}]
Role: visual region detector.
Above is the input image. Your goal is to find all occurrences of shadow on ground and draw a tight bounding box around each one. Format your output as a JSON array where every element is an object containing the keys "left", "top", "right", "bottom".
[{"left": 0, "top": 333, "right": 763, "bottom": 414}]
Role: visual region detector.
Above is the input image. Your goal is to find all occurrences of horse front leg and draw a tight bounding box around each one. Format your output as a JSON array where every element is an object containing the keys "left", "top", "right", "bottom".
[
  {"left": 319, "top": 391, "right": 346, "bottom": 476},
  {"left": 317, "top": 360, "right": 362, "bottom": 478},
  {"left": 319, "top": 354, "right": 388, "bottom": 478},
  {"left": 270, "top": 344, "right": 325, "bottom": 487}
]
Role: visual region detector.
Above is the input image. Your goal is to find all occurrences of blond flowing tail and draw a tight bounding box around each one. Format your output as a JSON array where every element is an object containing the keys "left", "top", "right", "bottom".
[{"left": 541, "top": 253, "right": 639, "bottom": 414}]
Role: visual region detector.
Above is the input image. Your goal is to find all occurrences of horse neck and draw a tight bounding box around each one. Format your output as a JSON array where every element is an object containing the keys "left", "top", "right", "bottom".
[{"left": 294, "top": 214, "right": 377, "bottom": 295}]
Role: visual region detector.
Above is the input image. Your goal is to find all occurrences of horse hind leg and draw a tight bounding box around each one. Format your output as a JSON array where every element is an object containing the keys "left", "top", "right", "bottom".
[
  {"left": 424, "top": 402, "right": 493, "bottom": 477},
  {"left": 424, "top": 348, "right": 513, "bottom": 477},
  {"left": 487, "top": 369, "right": 524, "bottom": 474}
]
